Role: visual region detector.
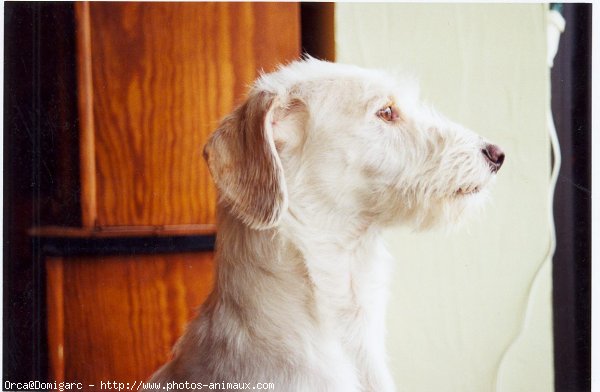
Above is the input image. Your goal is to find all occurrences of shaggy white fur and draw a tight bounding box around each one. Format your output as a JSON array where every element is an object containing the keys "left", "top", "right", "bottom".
[{"left": 144, "top": 58, "right": 504, "bottom": 392}]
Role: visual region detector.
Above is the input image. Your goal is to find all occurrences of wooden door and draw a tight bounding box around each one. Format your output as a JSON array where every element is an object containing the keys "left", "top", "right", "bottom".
[
  {"left": 45, "top": 2, "right": 300, "bottom": 386},
  {"left": 78, "top": 2, "right": 300, "bottom": 227}
]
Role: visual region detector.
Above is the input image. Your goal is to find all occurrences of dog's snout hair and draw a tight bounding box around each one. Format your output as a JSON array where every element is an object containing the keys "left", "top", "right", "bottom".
[{"left": 145, "top": 58, "right": 504, "bottom": 392}]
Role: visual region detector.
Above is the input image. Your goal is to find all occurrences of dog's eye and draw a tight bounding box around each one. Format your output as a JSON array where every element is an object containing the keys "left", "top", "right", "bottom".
[{"left": 377, "top": 105, "right": 398, "bottom": 122}]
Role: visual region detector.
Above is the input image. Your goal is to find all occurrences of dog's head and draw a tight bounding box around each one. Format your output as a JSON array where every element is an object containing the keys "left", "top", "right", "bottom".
[{"left": 204, "top": 59, "right": 504, "bottom": 230}]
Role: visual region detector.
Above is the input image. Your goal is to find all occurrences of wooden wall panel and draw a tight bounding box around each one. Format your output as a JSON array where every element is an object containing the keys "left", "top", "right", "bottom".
[
  {"left": 42, "top": 3, "right": 300, "bottom": 385},
  {"left": 47, "top": 258, "right": 65, "bottom": 384},
  {"left": 54, "top": 252, "right": 214, "bottom": 383},
  {"left": 76, "top": 2, "right": 97, "bottom": 228},
  {"left": 82, "top": 3, "right": 300, "bottom": 226}
]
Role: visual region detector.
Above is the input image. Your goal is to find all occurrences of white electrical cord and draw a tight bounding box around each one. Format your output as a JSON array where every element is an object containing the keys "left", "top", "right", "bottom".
[{"left": 494, "top": 8, "right": 564, "bottom": 391}]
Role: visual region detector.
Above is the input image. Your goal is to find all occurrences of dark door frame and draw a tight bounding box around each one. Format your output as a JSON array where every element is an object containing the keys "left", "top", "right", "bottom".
[{"left": 550, "top": 3, "right": 592, "bottom": 392}]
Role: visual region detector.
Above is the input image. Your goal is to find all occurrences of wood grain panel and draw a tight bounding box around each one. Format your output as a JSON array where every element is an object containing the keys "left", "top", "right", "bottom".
[
  {"left": 47, "top": 258, "right": 65, "bottom": 383},
  {"left": 83, "top": 3, "right": 300, "bottom": 226},
  {"left": 75, "top": 2, "right": 98, "bottom": 227},
  {"left": 58, "top": 252, "right": 214, "bottom": 384}
]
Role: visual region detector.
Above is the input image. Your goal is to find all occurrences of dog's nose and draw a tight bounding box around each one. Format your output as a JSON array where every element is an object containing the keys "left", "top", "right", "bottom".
[{"left": 482, "top": 144, "right": 505, "bottom": 172}]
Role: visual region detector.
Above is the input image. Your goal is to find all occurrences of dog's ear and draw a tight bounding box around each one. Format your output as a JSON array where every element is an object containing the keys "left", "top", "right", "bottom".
[{"left": 203, "top": 91, "right": 288, "bottom": 230}]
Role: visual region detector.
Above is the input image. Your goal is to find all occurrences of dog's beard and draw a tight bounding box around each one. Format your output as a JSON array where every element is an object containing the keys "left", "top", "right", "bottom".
[
  {"left": 414, "top": 185, "right": 493, "bottom": 231},
  {"left": 374, "top": 178, "right": 493, "bottom": 231}
]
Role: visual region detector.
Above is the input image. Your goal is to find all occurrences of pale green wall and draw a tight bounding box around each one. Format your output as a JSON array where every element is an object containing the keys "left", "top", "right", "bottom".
[{"left": 336, "top": 4, "right": 553, "bottom": 392}]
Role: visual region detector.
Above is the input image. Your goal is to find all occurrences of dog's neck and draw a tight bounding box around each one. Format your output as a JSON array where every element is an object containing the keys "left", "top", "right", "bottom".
[{"left": 212, "top": 203, "right": 390, "bottom": 327}]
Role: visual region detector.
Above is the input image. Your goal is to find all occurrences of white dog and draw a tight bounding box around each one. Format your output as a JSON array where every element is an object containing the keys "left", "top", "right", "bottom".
[{"left": 145, "top": 58, "right": 504, "bottom": 392}]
